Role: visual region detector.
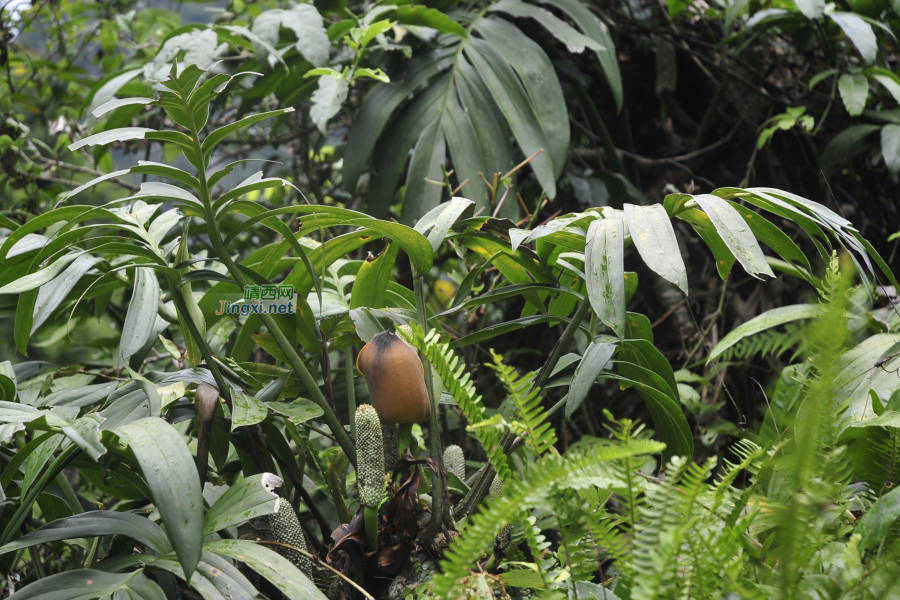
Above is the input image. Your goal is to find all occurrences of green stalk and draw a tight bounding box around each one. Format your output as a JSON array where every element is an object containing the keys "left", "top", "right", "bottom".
[
  {"left": 183, "top": 110, "right": 357, "bottom": 467},
  {"left": 168, "top": 283, "right": 232, "bottom": 406},
  {"left": 415, "top": 276, "right": 449, "bottom": 537},
  {"left": 364, "top": 505, "right": 379, "bottom": 551},
  {"left": 398, "top": 423, "right": 413, "bottom": 458},
  {"left": 345, "top": 346, "right": 357, "bottom": 439},
  {"left": 532, "top": 296, "right": 592, "bottom": 391},
  {"left": 54, "top": 471, "right": 83, "bottom": 515}
]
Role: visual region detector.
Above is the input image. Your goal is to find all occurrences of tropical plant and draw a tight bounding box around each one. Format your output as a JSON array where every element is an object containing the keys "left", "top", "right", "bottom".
[{"left": 2, "top": 0, "right": 900, "bottom": 598}]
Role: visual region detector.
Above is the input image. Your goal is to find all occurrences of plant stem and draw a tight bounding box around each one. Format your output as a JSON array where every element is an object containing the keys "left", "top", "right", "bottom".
[
  {"left": 532, "top": 296, "right": 592, "bottom": 391},
  {"left": 169, "top": 283, "right": 232, "bottom": 406},
  {"left": 364, "top": 505, "right": 379, "bottom": 551},
  {"left": 187, "top": 125, "right": 357, "bottom": 467},
  {"left": 54, "top": 471, "right": 83, "bottom": 515},
  {"left": 415, "top": 275, "right": 449, "bottom": 537},
  {"left": 345, "top": 346, "right": 357, "bottom": 439},
  {"left": 398, "top": 423, "right": 413, "bottom": 457}
]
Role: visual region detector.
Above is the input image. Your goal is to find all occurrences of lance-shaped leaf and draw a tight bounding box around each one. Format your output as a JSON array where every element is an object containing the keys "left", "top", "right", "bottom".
[
  {"left": 414, "top": 197, "right": 476, "bottom": 252},
  {"left": 68, "top": 127, "right": 156, "bottom": 151},
  {"left": 566, "top": 338, "right": 618, "bottom": 418},
  {"left": 7, "top": 569, "right": 166, "bottom": 600},
  {"left": 623, "top": 203, "right": 688, "bottom": 294},
  {"left": 0, "top": 252, "right": 86, "bottom": 295},
  {"left": 709, "top": 304, "right": 820, "bottom": 362},
  {"left": 92, "top": 96, "right": 154, "bottom": 118},
  {"left": 115, "top": 417, "right": 203, "bottom": 582},
  {"left": 585, "top": 219, "right": 626, "bottom": 338},
  {"left": 120, "top": 267, "right": 160, "bottom": 362},
  {"left": 202, "top": 108, "right": 295, "bottom": 160},
  {"left": 490, "top": 0, "right": 604, "bottom": 53},
  {"left": 0, "top": 511, "right": 172, "bottom": 556},
  {"left": 31, "top": 254, "right": 103, "bottom": 333},
  {"left": 205, "top": 539, "right": 328, "bottom": 600},
  {"left": 692, "top": 194, "right": 775, "bottom": 279}
]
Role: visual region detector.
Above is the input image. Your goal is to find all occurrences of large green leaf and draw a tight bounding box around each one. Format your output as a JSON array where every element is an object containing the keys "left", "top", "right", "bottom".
[
  {"left": 838, "top": 73, "right": 869, "bottom": 116},
  {"left": 829, "top": 12, "right": 877, "bottom": 64},
  {"left": 585, "top": 218, "right": 626, "bottom": 338},
  {"left": 465, "top": 37, "right": 557, "bottom": 197},
  {"left": 8, "top": 570, "right": 166, "bottom": 600},
  {"left": 403, "top": 117, "right": 447, "bottom": 223},
  {"left": 349, "top": 241, "right": 399, "bottom": 309},
  {"left": 343, "top": 48, "right": 454, "bottom": 192},
  {"left": 391, "top": 5, "right": 468, "bottom": 37},
  {"left": 490, "top": 0, "right": 603, "bottom": 54},
  {"left": 203, "top": 473, "right": 280, "bottom": 535},
  {"left": 622, "top": 204, "right": 687, "bottom": 294},
  {"left": 726, "top": 201, "right": 812, "bottom": 275},
  {"left": 205, "top": 539, "right": 328, "bottom": 600},
  {"left": 692, "top": 194, "right": 774, "bottom": 279},
  {"left": 231, "top": 390, "right": 268, "bottom": 430},
  {"left": 474, "top": 16, "right": 568, "bottom": 182},
  {"left": 343, "top": 219, "right": 434, "bottom": 276},
  {"left": 115, "top": 418, "right": 203, "bottom": 582},
  {"left": 708, "top": 304, "right": 820, "bottom": 362},
  {"left": 0, "top": 511, "right": 172, "bottom": 556}
]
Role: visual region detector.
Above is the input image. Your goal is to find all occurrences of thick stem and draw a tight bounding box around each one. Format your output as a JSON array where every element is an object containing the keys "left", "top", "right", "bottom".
[
  {"left": 416, "top": 276, "right": 450, "bottom": 537},
  {"left": 188, "top": 128, "right": 356, "bottom": 467},
  {"left": 364, "top": 505, "right": 379, "bottom": 551},
  {"left": 532, "top": 296, "right": 592, "bottom": 391},
  {"left": 345, "top": 347, "right": 357, "bottom": 439}
]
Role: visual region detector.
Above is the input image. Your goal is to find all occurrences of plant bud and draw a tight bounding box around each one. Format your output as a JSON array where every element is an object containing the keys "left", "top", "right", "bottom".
[
  {"left": 444, "top": 444, "right": 466, "bottom": 481},
  {"left": 356, "top": 404, "right": 386, "bottom": 507},
  {"left": 356, "top": 331, "right": 431, "bottom": 425}
]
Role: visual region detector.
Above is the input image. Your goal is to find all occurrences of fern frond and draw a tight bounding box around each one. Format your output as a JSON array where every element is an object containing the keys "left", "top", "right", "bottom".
[
  {"left": 432, "top": 440, "right": 665, "bottom": 599},
  {"left": 396, "top": 323, "right": 512, "bottom": 479},
  {"left": 397, "top": 323, "right": 484, "bottom": 424},
  {"left": 468, "top": 414, "right": 513, "bottom": 483},
  {"left": 590, "top": 514, "right": 633, "bottom": 579},
  {"left": 713, "top": 439, "right": 764, "bottom": 511},
  {"left": 487, "top": 350, "right": 557, "bottom": 456},
  {"left": 632, "top": 456, "right": 696, "bottom": 600},
  {"left": 521, "top": 514, "right": 551, "bottom": 587},
  {"left": 717, "top": 324, "right": 803, "bottom": 363},
  {"left": 555, "top": 497, "right": 599, "bottom": 583}
]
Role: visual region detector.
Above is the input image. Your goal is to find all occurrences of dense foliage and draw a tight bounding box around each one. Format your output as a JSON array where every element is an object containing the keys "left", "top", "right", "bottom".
[{"left": 1, "top": 0, "right": 900, "bottom": 599}]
